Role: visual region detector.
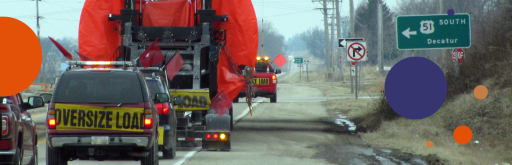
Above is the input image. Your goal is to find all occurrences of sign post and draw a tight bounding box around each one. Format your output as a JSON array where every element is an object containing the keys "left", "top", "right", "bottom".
[
  {"left": 305, "top": 59, "right": 310, "bottom": 82},
  {"left": 340, "top": 38, "right": 364, "bottom": 94},
  {"left": 294, "top": 57, "right": 304, "bottom": 81},
  {"left": 346, "top": 41, "right": 367, "bottom": 100},
  {"left": 396, "top": 13, "right": 471, "bottom": 50}
]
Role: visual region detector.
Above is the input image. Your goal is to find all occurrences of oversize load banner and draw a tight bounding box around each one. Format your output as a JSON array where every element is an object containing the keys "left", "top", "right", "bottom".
[
  {"left": 169, "top": 89, "right": 211, "bottom": 111},
  {"left": 54, "top": 104, "right": 145, "bottom": 132}
]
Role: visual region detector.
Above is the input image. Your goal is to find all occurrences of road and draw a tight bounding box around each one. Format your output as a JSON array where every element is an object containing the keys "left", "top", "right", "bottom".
[{"left": 30, "top": 63, "right": 429, "bottom": 165}]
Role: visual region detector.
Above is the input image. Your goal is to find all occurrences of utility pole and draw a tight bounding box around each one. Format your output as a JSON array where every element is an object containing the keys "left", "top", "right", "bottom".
[
  {"left": 378, "top": 0, "right": 384, "bottom": 73},
  {"left": 331, "top": 12, "right": 336, "bottom": 80},
  {"left": 36, "top": 0, "right": 41, "bottom": 40},
  {"left": 349, "top": 0, "right": 354, "bottom": 93},
  {"left": 336, "top": 0, "right": 343, "bottom": 80},
  {"left": 322, "top": 0, "right": 331, "bottom": 81}
]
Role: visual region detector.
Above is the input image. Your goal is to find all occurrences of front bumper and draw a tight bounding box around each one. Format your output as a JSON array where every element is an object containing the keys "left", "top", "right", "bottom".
[{"left": 48, "top": 135, "right": 150, "bottom": 148}]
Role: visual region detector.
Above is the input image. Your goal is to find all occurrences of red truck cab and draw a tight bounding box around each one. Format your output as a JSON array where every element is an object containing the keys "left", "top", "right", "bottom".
[{"left": 235, "top": 56, "right": 281, "bottom": 103}]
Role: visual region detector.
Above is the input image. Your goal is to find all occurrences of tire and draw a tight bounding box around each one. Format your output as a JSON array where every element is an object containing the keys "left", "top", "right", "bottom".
[
  {"left": 232, "top": 97, "right": 239, "bottom": 103},
  {"left": 162, "top": 129, "right": 176, "bottom": 159},
  {"left": 270, "top": 93, "right": 277, "bottom": 103},
  {"left": 13, "top": 146, "right": 21, "bottom": 165},
  {"left": 141, "top": 139, "right": 159, "bottom": 165},
  {"left": 29, "top": 145, "right": 38, "bottom": 165},
  {"left": 46, "top": 146, "right": 67, "bottom": 165},
  {"left": 229, "top": 108, "right": 234, "bottom": 130}
]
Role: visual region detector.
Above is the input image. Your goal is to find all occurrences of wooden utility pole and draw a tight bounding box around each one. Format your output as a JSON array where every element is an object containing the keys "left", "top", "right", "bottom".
[
  {"left": 323, "top": 0, "right": 331, "bottom": 81},
  {"left": 336, "top": 0, "right": 343, "bottom": 80},
  {"left": 349, "top": 0, "right": 354, "bottom": 93},
  {"left": 378, "top": 0, "right": 384, "bottom": 73}
]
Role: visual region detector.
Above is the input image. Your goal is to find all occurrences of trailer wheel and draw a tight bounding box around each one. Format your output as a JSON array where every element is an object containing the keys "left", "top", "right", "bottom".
[{"left": 270, "top": 93, "right": 277, "bottom": 103}]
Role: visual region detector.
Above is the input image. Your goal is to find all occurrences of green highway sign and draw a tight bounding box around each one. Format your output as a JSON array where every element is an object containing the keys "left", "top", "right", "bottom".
[
  {"left": 294, "top": 57, "right": 303, "bottom": 64},
  {"left": 396, "top": 13, "right": 471, "bottom": 50}
]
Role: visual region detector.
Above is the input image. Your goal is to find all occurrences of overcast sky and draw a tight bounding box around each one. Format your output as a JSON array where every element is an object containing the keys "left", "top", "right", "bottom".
[{"left": 0, "top": 0, "right": 398, "bottom": 41}]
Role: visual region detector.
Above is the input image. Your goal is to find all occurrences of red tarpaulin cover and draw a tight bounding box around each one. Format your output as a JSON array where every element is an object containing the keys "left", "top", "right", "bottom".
[
  {"left": 79, "top": 0, "right": 123, "bottom": 62},
  {"left": 79, "top": 0, "right": 258, "bottom": 100},
  {"left": 213, "top": 0, "right": 258, "bottom": 101},
  {"left": 142, "top": 0, "right": 199, "bottom": 27}
]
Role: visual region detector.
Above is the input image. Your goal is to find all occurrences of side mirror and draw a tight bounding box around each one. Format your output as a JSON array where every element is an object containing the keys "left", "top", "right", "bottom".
[
  {"left": 275, "top": 69, "right": 282, "bottom": 74},
  {"left": 39, "top": 93, "right": 52, "bottom": 103},
  {"left": 173, "top": 97, "right": 184, "bottom": 105},
  {"left": 154, "top": 93, "right": 170, "bottom": 103},
  {"left": 28, "top": 96, "right": 44, "bottom": 108}
]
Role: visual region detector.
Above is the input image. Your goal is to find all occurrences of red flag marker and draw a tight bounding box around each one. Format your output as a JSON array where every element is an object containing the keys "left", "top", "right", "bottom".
[
  {"left": 140, "top": 39, "right": 165, "bottom": 68},
  {"left": 273, "top": 53, "right": 287, "bottom": 68},
  {"left": 75, "top": 51, "right": 93, "bottom": 61},
  {"left": 211, "top": 89, "right": 232, "bottom": 117},
  {"left": 48, "top": 37, "right": 73, "bottom": 60},
  {"left": 166, "top": 51, "right": 184, "bottom": 82}
]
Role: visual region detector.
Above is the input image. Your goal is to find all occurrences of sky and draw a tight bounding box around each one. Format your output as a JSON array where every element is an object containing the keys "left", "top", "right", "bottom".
[{"left": 0, "top": 0, "right": 398, "bottom": 41}]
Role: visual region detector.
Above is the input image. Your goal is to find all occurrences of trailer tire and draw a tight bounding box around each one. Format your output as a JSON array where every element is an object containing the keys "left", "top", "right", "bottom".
[{"left": 270, "top": 93, "right": 277, "bottom": 103}]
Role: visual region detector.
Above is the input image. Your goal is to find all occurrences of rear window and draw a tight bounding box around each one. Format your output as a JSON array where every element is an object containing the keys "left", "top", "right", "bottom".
[
  {"left": 146, "top": 79, "right": 164, "bottom": 99},
  {"left": 255, "top": 63, "right": 273, "bottom": 73},
  {"left": 53, "top": 71, "right": 146, "bottom": 104}
]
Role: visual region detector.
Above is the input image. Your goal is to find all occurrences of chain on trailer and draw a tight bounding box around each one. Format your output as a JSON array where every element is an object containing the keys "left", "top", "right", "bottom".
[{"left": 219, "top": 32, "right": 255, "bottom": 116}]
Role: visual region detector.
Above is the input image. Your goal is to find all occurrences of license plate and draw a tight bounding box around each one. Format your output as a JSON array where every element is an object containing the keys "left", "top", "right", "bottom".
[
  {"left": 252, "top": 78, "right": 269, "bottom": 85},
  {"left": 91, "top": 136, "right": 109, "bottom": 145}
]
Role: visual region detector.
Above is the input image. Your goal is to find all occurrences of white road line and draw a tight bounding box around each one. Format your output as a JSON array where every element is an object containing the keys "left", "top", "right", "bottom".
[{"left": 173, "top": 147, "right": 201, "bottom": 165}]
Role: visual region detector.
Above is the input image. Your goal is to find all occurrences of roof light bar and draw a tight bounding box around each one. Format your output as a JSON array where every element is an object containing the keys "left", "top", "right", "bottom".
[{"left": 66, "top": 61, "right": 134, "bottom": 66}]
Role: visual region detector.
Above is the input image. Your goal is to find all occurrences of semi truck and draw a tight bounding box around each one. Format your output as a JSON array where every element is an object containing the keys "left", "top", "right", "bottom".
[{"left": 76, "top": 0, "right": 259, "bottom": 151}]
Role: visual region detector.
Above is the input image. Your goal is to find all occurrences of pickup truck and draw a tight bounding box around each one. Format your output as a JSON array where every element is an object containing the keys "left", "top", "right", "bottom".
[
  {"left": 1, "top": 93, "right": 44, "bottom": 165},
  {"left": 235, "top": 56, "right": 281, "bottom": 103}
]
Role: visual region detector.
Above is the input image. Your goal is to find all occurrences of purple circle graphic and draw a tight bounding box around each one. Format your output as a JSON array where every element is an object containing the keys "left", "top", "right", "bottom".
[
  {"left": 385, "top": 57, "right": 447, "bottom": 119},
  {"left": 447, "top": 9, "right": 455, "bottom": 16}
]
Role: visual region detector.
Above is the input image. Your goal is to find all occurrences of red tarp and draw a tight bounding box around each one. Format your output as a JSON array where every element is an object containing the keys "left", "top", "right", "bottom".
[
  {"left": 213, "top": 0, "right": 258, "bottom": 101},
  {"left": 79, "top": 0, "right": 123, "bottom": 62},
  {"left": 79, "top": 0, "right": 258, "bottom": 100},
  {"left": 142, "top": 0, "right": 199, "bottom": 27}
]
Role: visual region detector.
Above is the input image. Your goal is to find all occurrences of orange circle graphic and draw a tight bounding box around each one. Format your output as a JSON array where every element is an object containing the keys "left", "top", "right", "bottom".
[
  {"left": 453, "top": 125, "right": 472, "bottom": 145},
  {"left": 426, "top": 141, "right": 433, "bottom": 148},
  {"left": 474, "top": 85, "right": 488, "bottom": 100},
  {"left": 0, "top": 17, "right": 42, "bottom": 96}
]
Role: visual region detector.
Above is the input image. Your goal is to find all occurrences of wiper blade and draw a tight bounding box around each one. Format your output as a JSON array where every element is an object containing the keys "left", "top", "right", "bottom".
[{"left": 103, "top": 103, "right": 123, "bottom": 107}]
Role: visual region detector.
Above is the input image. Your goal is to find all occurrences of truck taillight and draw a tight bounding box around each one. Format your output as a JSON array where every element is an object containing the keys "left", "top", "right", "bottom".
[
  {"left": 48, "top": 118, "right": 56, "bottom": 129},
  {"left": 204, "top": 131, "right": 229, "bottom": 141},
  {"left": 272, "top": 75, "right": 277, "bottom": 84},
  {"left": 155, "top": 103, "right": 169, "bottom": 115},
  {"left": 144, "top": 118, "right": 152, "bottom": 129},
  {"left": 1, "top": 116, "right": 8, "bottom": 136}
]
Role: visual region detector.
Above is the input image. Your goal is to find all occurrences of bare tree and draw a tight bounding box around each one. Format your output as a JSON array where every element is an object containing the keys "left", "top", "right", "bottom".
[{"left": 299, "top": 27, "right": 326, "bottom": 60}]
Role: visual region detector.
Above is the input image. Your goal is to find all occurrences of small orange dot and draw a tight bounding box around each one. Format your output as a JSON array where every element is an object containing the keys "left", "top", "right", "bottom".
[
  {"left": 474, "top": 85, "right": 488, "bottom": 100},
  {"left": 453, "top": 125, "right": 472, "bottom": 144},
  {"left": 426, "top": 141, "right": 433, "bottom": 148}
]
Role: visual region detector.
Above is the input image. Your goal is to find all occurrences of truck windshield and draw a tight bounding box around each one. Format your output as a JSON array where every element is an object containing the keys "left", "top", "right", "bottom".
[{"left": 53, "top": 71, "right": 145, "bottom": 104}]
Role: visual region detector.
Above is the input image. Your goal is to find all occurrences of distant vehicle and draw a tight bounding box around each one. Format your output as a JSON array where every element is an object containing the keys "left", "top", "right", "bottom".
[
  {"left": 1, "top": 93, "right": 44, "bottom": 165},
  {"left": 144, "top": 70, "right": 178, "bottom": 159},
  {"left": 44, "top": 61, "right": 171, "bottom": 165},
  {"left": 236, "top": 56, "right": 281, "bottom": 103}
]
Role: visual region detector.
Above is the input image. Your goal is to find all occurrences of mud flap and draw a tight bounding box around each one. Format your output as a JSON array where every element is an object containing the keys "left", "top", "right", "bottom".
[{"left": 202, "top": 111, "right": 231, "bottom": 151}]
